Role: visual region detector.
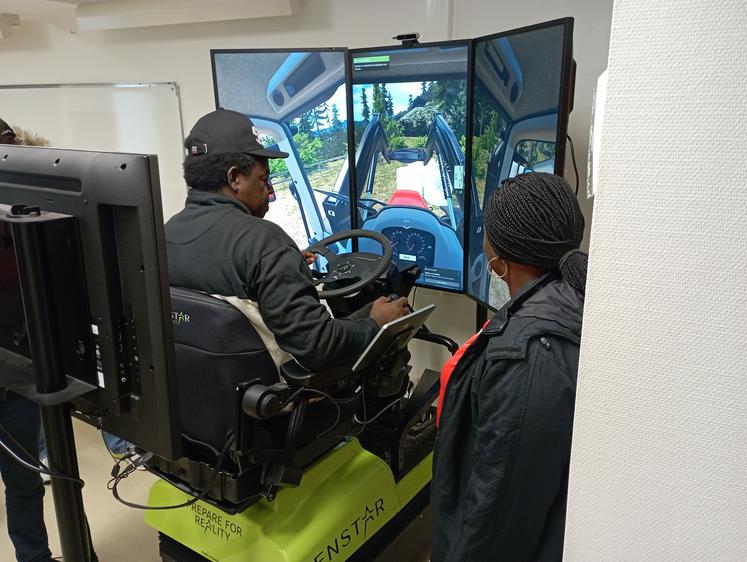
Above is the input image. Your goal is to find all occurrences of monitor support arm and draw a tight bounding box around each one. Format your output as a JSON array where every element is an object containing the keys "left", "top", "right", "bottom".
[{"left": 0, "top": 207, "right": 95, "bottom": 562}]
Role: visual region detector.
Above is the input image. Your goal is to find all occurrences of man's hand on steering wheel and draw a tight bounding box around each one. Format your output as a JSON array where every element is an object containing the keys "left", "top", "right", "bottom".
[
  {"left": 370, "top": 296, "right": 409, "bottom": 326},
  {"left": 301, "top": 250, "right": 317, "bottom": 265}
]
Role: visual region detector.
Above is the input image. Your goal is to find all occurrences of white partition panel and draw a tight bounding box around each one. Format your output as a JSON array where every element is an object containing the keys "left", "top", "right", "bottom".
[{"left": 0, "top": 83, "right": 186, "bottom": 220}]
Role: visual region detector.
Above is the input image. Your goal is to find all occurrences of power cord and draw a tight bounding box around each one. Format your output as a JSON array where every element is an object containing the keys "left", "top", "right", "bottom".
[
  {"left": 566, "top": 134, "right": 580, "bottom": 195},
  {"left": 301, "top": 388, "right": 342, "bottom": 439},
  {"left": 354, "top": 396, "right": 404, "bottom": 427},
  {"left": 0, "top": 422, "right": 85, "bottom": 486},
  {"left": 278, "top": 387, "right": 343, "bottom": 440},
  {"left": 107, "top": 434, "right": 235, "bottom": 511}
]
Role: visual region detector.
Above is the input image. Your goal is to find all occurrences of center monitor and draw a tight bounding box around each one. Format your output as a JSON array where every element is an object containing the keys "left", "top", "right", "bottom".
[{"left": 350, "top": 43, "right": 469, "bottom": 292}]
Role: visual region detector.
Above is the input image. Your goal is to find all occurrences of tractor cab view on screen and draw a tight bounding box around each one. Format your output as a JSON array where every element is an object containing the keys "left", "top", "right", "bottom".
[
  {"left": 350, "top": 44, "right": 468, "bottom": 292},
  {"left": 466, "top": 21, "right": 574, "bottom": 309},
  {"left": 212, "top": 20, "right": 573, "bottom": 305},
  {"left": 212, "top": 49, "right": 351, "bottom": 256},
  {"left": 212, "top": 45, "right": 470, "bottom": 293}
]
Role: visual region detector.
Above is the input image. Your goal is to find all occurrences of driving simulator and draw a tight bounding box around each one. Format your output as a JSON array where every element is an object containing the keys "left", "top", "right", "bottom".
[{"left": 0, "top": 17, "right": 574, "bottom": 562}]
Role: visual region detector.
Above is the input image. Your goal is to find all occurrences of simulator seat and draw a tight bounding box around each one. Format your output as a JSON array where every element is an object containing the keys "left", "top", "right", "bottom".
[{"left": 147, "top": 287, "right": 430, "bottom": 514}]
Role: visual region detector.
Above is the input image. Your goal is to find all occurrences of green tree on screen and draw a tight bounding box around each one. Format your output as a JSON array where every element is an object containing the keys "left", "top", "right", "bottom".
[
  {"left": 360, "top": 88, "right": 371, "bottom": 123},
  {"left": 331, "top": 104, "right": 341, "bottom": 130},
  {"left": 298, "top": 111, "right": 314, "bottom": 134},
  {"left": 313, "top": 102, "right": 329, "bottom": 133}
]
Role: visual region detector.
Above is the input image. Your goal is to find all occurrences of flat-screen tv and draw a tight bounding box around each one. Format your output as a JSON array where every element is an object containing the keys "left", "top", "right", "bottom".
[
  {"left": 465, "top": 18, "right": 575, "bottom": 309},
  {"left": 0, "top": 146, "right": 182, "bottom": 460},
  {"left": 349, "top": 43, "right": 469, "bottom": 292},
  {"left": 212, "top": 49, "right": 353, "bottom": 258}
]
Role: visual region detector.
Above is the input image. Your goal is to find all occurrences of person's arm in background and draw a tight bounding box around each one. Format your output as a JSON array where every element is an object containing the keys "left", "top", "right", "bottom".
[
  {"left": 446, "top": 341, "right": 577, "bottom": 561},
  {"left": 252, "top": 245, "right": 406, "bottom": 371}
]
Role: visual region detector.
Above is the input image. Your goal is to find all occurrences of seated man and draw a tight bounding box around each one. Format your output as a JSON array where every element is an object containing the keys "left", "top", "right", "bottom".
[{"left": 166, "top": 109, "right": 408, "bottom": 371}]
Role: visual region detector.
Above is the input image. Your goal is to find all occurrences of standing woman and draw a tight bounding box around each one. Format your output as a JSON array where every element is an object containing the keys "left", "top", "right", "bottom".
[{"left": 432, "top": 172, "right": 587, "bottom": 562}]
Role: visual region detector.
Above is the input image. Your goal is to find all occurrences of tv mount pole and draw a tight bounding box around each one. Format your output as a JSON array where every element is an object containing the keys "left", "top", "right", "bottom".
[{"left": 1, "top": 206, "right": 96, "bottom": 562}]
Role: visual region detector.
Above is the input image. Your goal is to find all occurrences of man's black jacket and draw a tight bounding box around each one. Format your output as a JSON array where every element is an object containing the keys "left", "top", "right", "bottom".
[
  {"left": 164, "top": 190, "right": 379, "bottom": 370},
  {"left": 432, "top": 273, "right": 583, "bottom": 562}
]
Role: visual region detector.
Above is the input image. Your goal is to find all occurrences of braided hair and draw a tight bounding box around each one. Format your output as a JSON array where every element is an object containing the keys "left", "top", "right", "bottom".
[{"left": 484, "top": 172, "right": 588, "bottom": 297}]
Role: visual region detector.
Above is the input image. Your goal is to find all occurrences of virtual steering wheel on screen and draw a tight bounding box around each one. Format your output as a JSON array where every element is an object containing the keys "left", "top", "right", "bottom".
[{"left": 305, "top": 229, "right": 393, "bottom": 299}]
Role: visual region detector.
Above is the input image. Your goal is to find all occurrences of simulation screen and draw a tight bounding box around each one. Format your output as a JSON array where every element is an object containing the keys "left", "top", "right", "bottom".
[
  {"left": 465, "top": 22, "right": 571, "bottom": 309},
  {"left": 350, "top": 44, "right": 468, "bottom": 292},
  {"left": 212, "top": 50, "right": 351, "bottom": 253}
]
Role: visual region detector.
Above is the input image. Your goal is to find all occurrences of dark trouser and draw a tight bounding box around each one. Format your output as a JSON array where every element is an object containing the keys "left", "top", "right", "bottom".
[{"left": 0, "top": 392, "right": 52, "bottom": 562}]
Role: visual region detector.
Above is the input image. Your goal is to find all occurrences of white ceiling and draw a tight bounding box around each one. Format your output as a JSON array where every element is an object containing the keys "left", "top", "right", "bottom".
[
  {"left": 0, "top": 0, "right": 76, "bottom": 19},
  {"left": 0, "top": 0, "right": 296, "bottom": 31}
]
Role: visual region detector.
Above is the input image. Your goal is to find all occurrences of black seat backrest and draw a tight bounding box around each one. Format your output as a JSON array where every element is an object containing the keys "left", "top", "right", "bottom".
[{"left": 170, "top": 287, "right": 278, "bottom": 451}]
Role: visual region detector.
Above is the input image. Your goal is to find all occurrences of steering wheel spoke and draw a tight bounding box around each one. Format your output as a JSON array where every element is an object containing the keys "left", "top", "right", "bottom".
[{"left": 309, "top": 245, "right": 334, "bottom": 259}]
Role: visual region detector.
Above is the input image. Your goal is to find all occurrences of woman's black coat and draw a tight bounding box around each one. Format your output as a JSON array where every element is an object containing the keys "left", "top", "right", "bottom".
[{"left": 432, "top": 273, "right": 584, "bottom": 562}]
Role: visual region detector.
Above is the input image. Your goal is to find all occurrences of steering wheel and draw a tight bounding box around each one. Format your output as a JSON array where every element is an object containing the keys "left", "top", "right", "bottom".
[{"left": 305, "top": 229, "right": 393, "bottom": 299}]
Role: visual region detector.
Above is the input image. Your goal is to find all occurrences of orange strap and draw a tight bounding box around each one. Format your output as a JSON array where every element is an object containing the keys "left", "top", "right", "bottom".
[{"left": 436, "top": 321, "right": 489, "bottom": 426}]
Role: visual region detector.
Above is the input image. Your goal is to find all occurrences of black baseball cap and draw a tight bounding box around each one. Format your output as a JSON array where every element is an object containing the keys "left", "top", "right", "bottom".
[{"left": 184, "top": 108, "right": 288, "bottom": 159}]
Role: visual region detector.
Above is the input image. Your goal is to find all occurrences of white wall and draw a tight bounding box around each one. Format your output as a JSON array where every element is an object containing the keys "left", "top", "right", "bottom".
[
  {"left": 564, "top": 0, "right": 747, "bottom": 559},
  {"left": 0, "top": 0, "right": 429, "bottom": 143},
  {"left": 0, "top": 0, "right": 613, "bottom": 369}
]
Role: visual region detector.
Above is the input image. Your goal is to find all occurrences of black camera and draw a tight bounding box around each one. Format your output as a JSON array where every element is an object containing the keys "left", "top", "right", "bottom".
[{"left": 393, "top": 32, "right": 420, "bottom": 47}]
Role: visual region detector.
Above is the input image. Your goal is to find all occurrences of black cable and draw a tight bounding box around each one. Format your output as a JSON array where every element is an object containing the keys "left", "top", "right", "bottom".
[
  {"left": 566, "top": 134, "right": 580, "bottom": 195},
  {"left": 354, "top": 396, "right": 403, "bottom": 427},
  {"left": 279, "top": 386, "right": 343, "bottom": 440},
  {"left": 0, "top": 422, "right": 85, "bottom": 486},
  {"left": 300, "top": 388, "right": 341, "bottom": 439},
  {"left": 100, "top": 428, "right": 119, "bottom": 464},
  {"left": 279, "top": 387, "right": 308, "bottom": 410},
  {"left": 350, "top": 384, "right": 368, "bottom": 437},
  {"left": 181, "top": 433, "right": 221, "bottom": 458},
  {"left": 108, "top": 434, "right": 235, "bottom": 511}
]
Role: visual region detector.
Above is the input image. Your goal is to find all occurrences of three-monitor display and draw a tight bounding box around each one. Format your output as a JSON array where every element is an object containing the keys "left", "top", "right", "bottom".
[{"left": 211, "top": 18, "right": 574, "bottom": 305}]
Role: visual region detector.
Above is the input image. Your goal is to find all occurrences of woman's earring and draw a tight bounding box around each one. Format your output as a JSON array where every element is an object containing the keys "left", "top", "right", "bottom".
[{"left": 487, "top": 256, "right": 508, "bottom": 279}]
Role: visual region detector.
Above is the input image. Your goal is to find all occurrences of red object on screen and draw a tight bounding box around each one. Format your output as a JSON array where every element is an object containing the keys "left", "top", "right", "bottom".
[{"left": 388, "top": 189, "right": 428, "bottom": 209}]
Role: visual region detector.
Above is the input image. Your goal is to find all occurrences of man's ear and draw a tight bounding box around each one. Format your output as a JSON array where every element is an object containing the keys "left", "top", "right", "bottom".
[{"left": 226, "top": 166, "right": 240, "bottom": 191}]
